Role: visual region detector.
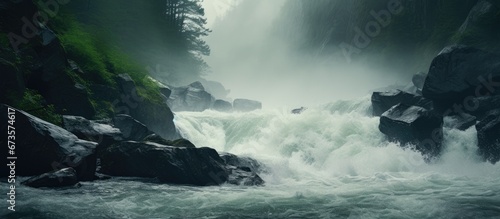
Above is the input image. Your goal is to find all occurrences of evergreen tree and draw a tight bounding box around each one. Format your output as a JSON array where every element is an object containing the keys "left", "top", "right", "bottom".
[{"left": 166, "top": 0, "right": 211, "bottom": 57}]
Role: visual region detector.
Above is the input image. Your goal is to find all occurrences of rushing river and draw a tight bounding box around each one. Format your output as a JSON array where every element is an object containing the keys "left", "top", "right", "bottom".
[{"left": 2, "top": 96, "right": 500, "bottom": 218}]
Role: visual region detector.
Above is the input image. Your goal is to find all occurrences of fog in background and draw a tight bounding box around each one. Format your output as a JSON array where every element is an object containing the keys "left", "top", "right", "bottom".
[{"left": 202, "top": 0, "right": 406, "bottom": 109}]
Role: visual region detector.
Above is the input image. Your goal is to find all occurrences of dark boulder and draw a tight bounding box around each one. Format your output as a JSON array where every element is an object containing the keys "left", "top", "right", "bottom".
[
  {"left": 114, "top": 74, "right": 179, "bottom": 140},
  {"left": 130, "top": 100, "right": 180, "bottom": 140},
  {"left": 168, "top": 138, "right": 197, "bottom": 148},
  {"left": 233, "top": 99, "right": 262, "bottom": 112},
  {"left": 143, "top": 134, "right": 196, "bottom": 148},
  {"left": 160, "top": 87, "right": 172, "bottom": 99},
  {"left": 212, "top": 99, "right": 232, "bottom": 112},
  {"left": 220, "top": 153, "right": 265, "bottom": 186},
  {"left": 371, "top": 90, "right": 432, "bottom": 116},
  {"left": 422, "top": 46, "right": 500, "bottom": 112},
  {"left": 476, "top": 110, "right": 500, "bottom": 164},
  {"left": 0, "top": 105, "right": 97, "bottom": 181},
  {"left": 62, "top": 115, "right": 123, "bottom": 142},
  {"left": 112, "top": 114, "right": 153, "bottom": 141},
  {"left": 115, "top": 74, "right": 137, "bottom": 96},
  {"left": 62, "top": 115, "right": 123, "bottom": 155},
  {"left": 100, "top": 141, "right": 264, "bottom": 186},
  {"left": 291, "top": 107, "right": 307, "bottom": 114},
  {"left": 99, "top": 141, "right": 228, "bottom": 185},
  {"left": 168, "top": 81, "right": 215, "bottom": 112},
  {"left": 379, "top": 104, "right": 443, "bottom": 158},
  {"left": 22, "top": 168, "right": 79, "bottom": 188}
]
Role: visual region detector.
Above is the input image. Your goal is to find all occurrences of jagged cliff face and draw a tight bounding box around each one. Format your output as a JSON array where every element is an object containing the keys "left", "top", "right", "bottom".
[{"left": 275, "top": 0, "right": 499, "bottom": 75}]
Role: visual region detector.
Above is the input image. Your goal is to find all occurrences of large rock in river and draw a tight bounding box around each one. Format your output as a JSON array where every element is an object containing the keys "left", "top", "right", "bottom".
[
  {"left": 168, "top": 81, "right": 215, "bottom": 112},
  {"left": 22, "top": 167, "right": 79, "bottom": 188},
  {"left": 476, "top": 110, "right": 500, "bottom": 164},
  {"left": 371, "top": 90, "right": 432, "bottom": 116},
  {"left": 100, "top": 141, "right": 265, "bottom": 186},
  {"left": 114, "top": 74, "right": 179, "bottom": 140},
  {"left": 0, "top": 105, "right": 97, "bottom": 180},
  {"left": 62, "top": 115, "right": 123, "bottom": 143},
  {"left": 112, "top": 114, "right": 152, "bottom": 141},
  {"left": 379, "top": 104, "right": 443, "bottom": 158},
  {"left": 99, "top": 141, "right": 228, "bottom": 185},
  {"left": 212, "top": 99, "right": 232, "bottom": 112},
  {"left": 422, "top": 46, "right": 500, "bottom": 112},
  {"left": 220, "top": 153, "right": 265, "bottom": 186}
]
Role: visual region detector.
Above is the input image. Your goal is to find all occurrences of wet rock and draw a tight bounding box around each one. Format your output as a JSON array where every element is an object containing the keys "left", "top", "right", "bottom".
[
  {"left": 0, "top": 105, "right": 97, "bottom": 180},
  {"left": 220, "top": 153, "right": 265, "bottom": 186},
  {"left": 379, "top": 103, "right": 443, "bottom": 158},
  {"left": 143, "top": 134, "right": 196, "bottom": 148},
  {"left": 22, "top": 168, "right": 78, "bottom": 188},
  {"left": 100, "top": 141, "right": 265, "bottom": 186},
  {"left": 112, "top": 114, "right": 153, "bottom": 141},
  {"left": 371, "top": 90, "right": 432, "bottom": 116},
  {"left": 291, "top": 107, "right": 307, "bottom": 114},
  {"left": 422, "top": 46, "right": 500, "bottom": 112},
  {"left": 62, "top": 115, "right": 123, "bottom": 143},
  {"left": 212, "top": 99, "right": 232, "bottom": 112},
  {"left": 115, "top": 74, "right": 137, "bottom": 96},
  {"left": 160, "top": 87, "right": 172, "bottom": 99},
  {"left": 99, "top": 141, "right": 228, "bottom": 185},
  {"left": 168, "top": 81, "right": 215, "bottom": 112},
  {"left": 113, "top": 74, "right": 179, "bottom": 140}
]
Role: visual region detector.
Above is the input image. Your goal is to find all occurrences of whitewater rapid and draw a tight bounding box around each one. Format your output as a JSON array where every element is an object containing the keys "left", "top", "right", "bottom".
[
  {"left": 175, "top": 96, "right": 500, "bottom": 179},
  {"left": 2, "top": 96, "right": 500, "bottom": 218}
]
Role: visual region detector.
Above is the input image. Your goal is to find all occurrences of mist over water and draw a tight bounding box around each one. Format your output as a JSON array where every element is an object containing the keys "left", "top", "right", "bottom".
[
  {"left": 2, "top": 1, "right": 499, "bottom": 218},
  {"left": 204, "top": 0, "right": 404, "bottom": 108}
]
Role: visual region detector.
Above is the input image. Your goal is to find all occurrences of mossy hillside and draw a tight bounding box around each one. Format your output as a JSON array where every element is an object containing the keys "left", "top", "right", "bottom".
[
  {"left": 11, "top": 89, "right": 62, "bottom": 125},
  {"left": 50, "top": 12, "right": 162, "bottom": 102},
  {"left": 46, "top": 11, "right": 164, "bottom": 119},
  {"left": 1, "top": 7, "right": 164, "bottom": 122}
]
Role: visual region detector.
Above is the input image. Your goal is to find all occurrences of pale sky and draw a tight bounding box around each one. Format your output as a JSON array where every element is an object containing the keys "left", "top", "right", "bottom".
[{"left": 202, "top": 0, "right": 242, "bottom": 27}]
